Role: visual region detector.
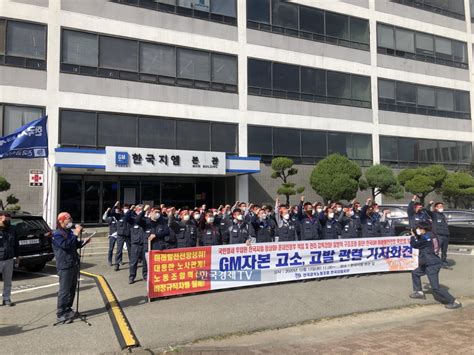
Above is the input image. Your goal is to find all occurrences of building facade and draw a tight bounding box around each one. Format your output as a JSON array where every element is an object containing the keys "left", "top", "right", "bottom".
[{"left": 0, "top": 0, "right": 473, "bottom": 226}]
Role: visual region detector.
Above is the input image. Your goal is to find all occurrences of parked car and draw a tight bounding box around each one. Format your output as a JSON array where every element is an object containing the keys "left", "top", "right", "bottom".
[
  {"left": 7, "top": 211, "right": 54, "bottom": 272},
  {"left": 378, "top": 205, "right": 474, "bottom": 245}
]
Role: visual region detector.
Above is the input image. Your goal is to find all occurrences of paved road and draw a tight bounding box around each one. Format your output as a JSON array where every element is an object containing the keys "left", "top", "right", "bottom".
[{"left": 1, "top": 242, "right": 473, "bottom": 354}]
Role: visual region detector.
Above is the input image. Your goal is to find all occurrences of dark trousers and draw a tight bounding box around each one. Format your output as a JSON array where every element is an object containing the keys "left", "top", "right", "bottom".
[
  {"left": 115, "top": 235, "right": 131, "bottom": 265},
  {"left": 129, "top": 244, "right": 147, "bottom": 282},
  {"left": 439, "top": 235, "right": 449, "bottom": 262},
  {"left": 412, "top": 264, "right": 455, "bottom": 304},
  {"left": 57, "top": 266, "right": 78, "bottom": 317},
  {"left": 107, "top": 236, "right": 117, "bottom": 264}
]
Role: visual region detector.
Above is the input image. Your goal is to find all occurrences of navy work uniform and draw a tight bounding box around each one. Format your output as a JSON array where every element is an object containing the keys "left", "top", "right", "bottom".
[
  {"left": 380, "top": 215, "right": 396, "bottom": 237},
  {"left": 0, "top": 223, "right": 18, "bottom": 305},
  {"left": 216, "top": 214, "right": 232, "bottom": 244},
  {"left": 115, "top": 210, "right": 132, "bottom": 267},
  {"left": 339, "top": 215, "right": 359, "bottom": 239},
  {"left": 52, "top": 228, "right": 86, "bottom": 320},
  {"left": 228, "top": 220, "right": 254, "bottom": 244},
  {"left": 199, "top": 222, "right": 221, "bottom": 246},
  {"left": 320, "top": 216, "right": 341, "bottom": 240},
  {"left": 297, "top": 202, "right": 321, "bottom": 240},
  {"left": 426, "top": 208, "right": 450, "bottom": 264},
  {"left": 251, "top": 216, "right": 276, "bottom": 243},
  {"left": 170, "top": 217, "right": 197, "bottom": 248},
  {"left": 128, "top": 211, "right": 147, "bottom": 283},
  {"left": 360, "top": 205, "right": 381, "bottom": 238},
  {"left": 408, "top": 201, "right": 431, "bottom": 229},
  {"left": 103, "top": 209, "right": 118, "bottom": 266},
  {"left": 274, "top": 210, "right": 298, "bottom": 242},
  {"left": 410, "top": 232, "right": 456, "bottom": 304}
]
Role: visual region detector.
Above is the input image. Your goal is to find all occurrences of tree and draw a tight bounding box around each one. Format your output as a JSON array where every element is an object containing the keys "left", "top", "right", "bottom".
[
  {"left": 398, "top": 164, "right": 448, "bottom": 205},
  {"left": 441, "top": 172, "right": 474, "bottom": 209},
  {"left": 271, "top": 157, "right": 305, "bottom": 205},
  {"left": 0, "top": 176, "right": 20, "bottom": 211},
  {"left": 310, "top": 154, "right": 362, "bottom": 203},
  {"left": 359, "top": 164, "right": 404, "bottom": 200}
]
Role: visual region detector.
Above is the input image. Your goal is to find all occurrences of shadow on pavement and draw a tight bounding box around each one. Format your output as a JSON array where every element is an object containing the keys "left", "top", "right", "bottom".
[
  {"left": 0, "top": 324, "right": 48, "bottom": 337},
  {"left": 13, "top": 285, "right": 96, "bottom": 305}
]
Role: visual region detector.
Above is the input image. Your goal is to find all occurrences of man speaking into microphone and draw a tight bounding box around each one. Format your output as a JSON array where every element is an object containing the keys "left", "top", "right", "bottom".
[{"left": 52, "top": 212, "right": 92, "bottom": 323}]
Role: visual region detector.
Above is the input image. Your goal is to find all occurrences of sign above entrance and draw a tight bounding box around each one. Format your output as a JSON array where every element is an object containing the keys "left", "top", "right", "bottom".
[{"left": 105, "top": 147, "right": 226, "bottom": 175}]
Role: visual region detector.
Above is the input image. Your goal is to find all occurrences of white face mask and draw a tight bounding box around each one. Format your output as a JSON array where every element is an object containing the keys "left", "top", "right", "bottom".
[
  {"left": 316, "top": 208, "right": 323, "bottom": 214},
  {"left": 66, "top": 222, "right": 74, "bottom": 229},
  {"left": 328, "top": 213, "right": 334, "bottom": 219},
  {"left": 151, "top": 213, "right": 160, "bottom": 221},
  {"left": 115, "top": 209, "right": 120, "bottom": 214},
  {"left": 415, "top": 228, "right": 422, "bottom": 235},
  {"left": 437, "top": 208, "right": 444, "bottom": 213},
  {"left": 194, "top": 214, "right": 200, "bottom": 220},
  {"left": 123, "top": 209, "right": 129, "bottom": 214},
  {"left": 283, "top": 213, "right": 290, "bottom": 220},
  {"left": 236, "top": 214, "right": 243, "bottom": 221},
  {"left": 348, "top": 211, "right": 354, "bottom": 217},
  {"left": 260, "top": 214, "right": 267, "bottom": 220},
  {"left": 207, "top": 217, "right": 214, "bottom": 224},
  {"left": 183, "top": 215, "right": 190, "bottom": 222},
  {"left": 374, "top": 209, "right": 380, "bottom": 213},
  {"left": 386, "top": 213, "right": 391, "bottom": 218},
  {"left": 336, "top": 207, "right": 342, "bottom": 212}
]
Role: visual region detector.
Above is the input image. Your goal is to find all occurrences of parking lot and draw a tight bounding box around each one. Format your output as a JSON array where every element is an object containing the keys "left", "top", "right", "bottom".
[{"left": 1, "top": 242, "right": 473, "bottom": 354}]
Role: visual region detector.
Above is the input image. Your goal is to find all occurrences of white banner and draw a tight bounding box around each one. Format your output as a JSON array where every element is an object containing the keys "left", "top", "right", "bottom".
[{"left": 105, "top": 146, "right": 226, "bottom": 175}]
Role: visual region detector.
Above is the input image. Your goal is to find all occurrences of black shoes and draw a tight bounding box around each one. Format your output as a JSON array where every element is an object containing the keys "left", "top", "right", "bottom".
[
  {"left": 114, "top": 264, "right": 119, "bottom": 271},
  {"left": 445, "top": 301, "right": 462, "bottom": 309},
  {"left": 2, "top": 300, "right": 15, "bottom": 307},
  {"left": 409, "top": 291, "right": 426, "bottom": 299}
]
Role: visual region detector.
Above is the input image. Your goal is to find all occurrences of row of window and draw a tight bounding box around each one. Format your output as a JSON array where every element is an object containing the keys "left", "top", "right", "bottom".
[
  {"left": 380, "top": 136, "right": 472, "bottom": 165},
  {"left": 0, "top": 18, "right": 47, "bottom": 70},
  {"left": 391, "top": 0, "right": 465, "bottom": 20},
  {"left": 378, "top": 79, "right": 470, "bottom": 120},
  {"left": 59, "top": 109, "right": 238, "bottom": 154},
  {"left": 248, "top": 59, "right": 371, "bottom": 109},
  {"left": 377, "top": 23, "right": 467, "bottom": 69},
  {"left": 111, "top": 0, "right": 237, "bottom": 25},
  {"left": 0, "top": 104, "right": 45, "bottom": 136},
  {"left": 61, "top": 29, "right": 238, "bottom": 92},
  {"left": 248, "top": 125, "right": 373, "bottom": 164},
  {"left": 247, "top": 0, "right": 370, "bottom": 51}
]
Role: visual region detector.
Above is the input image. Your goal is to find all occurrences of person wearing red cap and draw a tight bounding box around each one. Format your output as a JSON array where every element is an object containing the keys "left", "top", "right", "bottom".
[
  {"left": 0, "top": 211, "right": 18, "bottom": 307},
  {"left": 52, "top": 212, "right": 92, "bottom": 323}
]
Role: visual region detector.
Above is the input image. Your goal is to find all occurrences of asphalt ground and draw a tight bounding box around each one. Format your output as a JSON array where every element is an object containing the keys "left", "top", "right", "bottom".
[{"left": 0, "top": 242, "right": 473, "bottom": 354}]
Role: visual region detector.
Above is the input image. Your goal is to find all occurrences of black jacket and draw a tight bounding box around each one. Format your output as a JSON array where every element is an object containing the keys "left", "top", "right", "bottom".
[
  {"left": 52, "top": 228, "right": 84, "bottom": 270},
  {"left": 0, "top": 226, "right": 18, "bottom": 261},
  {"left": 410, "top": 232, "right": 441, "bottom": 267}
]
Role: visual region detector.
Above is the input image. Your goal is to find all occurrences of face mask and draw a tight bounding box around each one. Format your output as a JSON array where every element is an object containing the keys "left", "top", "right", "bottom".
[
  {"left": 328, "top": 213, "right": 334, "bottom": 219},
  {"left": 194, "top": 214, "right": 200, "bottom": 220},
  {"left": 152, "top": 213, "right": 160, "bottom": 221},
  {"left": 123, "top": 209, "right": 129, "bottom": 214},
  {"left": 306, "top": 208, "right": 313, "bottom": 214},
  {"left": 386, "top": 213, "right": 391, "bottom": 218},
  {"left": 183, "top": 215, "right": 190, "bottom": 222},
  {"left": 415, "top": 228, "right": 421, "bottom": 235},
  {"left": 374, "top": 209, "right": 380, "bottom": 213},
  {"left": 236, "top": 215, "right": 243, "bottom": 221},
  {"left": 283, "top": 213, "right": 290, "bottom": 220},
  {"left": 66, "top": 222, "right": 74, "bottom": 229},
  {"left": 437, "top": 208, "right": 444, "bottom": 213},
  {"left": 115, "top": 209, "right": 120, "bottom": 214},
  {"left": 207, "top": 217, "right": 214, "bottom": 224},
  {"left": 348, "top": 211, "right": 354, "bottom": 217},
  {"left": 226, "top": 210, "right": 231, "bottom": 215},
  {"left": 260, "top": 214, "right": 267, "bottom": 220},
  {"left": 336, "top": 207, "right": 342, "bottom": 212},
  {"left": 357, "top": 207, "right": 361, "bottom": 212},
  {"left": 213, "top": 212, "right": 218, "bottom": 216},
  {"left": 316, "top": 208, "right": 323, "bottom": 214}
]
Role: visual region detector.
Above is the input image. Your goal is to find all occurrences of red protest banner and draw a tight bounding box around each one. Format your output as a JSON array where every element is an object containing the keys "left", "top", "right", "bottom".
[{"left": 148, "top": 247, "right": 212, "bottom": 298}]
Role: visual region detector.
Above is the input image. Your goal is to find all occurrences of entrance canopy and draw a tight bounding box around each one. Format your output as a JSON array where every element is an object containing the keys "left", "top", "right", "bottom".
[{"left": 54, "top": 147, "right": 260, "bottom": 176}]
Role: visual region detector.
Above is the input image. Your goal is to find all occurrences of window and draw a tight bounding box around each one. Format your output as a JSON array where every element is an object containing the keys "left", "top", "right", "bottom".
[
  {"left": 328, "top": 132, "right": 350, "bottom": 156},
  {"left": 98, "top": 113, "right": 137, "bottom": 147},
  {"left": 377, "top": 24, "right": 394, "bottom": 49},
  {"left": 62, "top": 30, "right": 98, "bottom": 67},
  {"left": 325, "top": 12, "right": 349, "bottom": 40},
  {"left": 212, "top": 53, "right": 237, "bottom": 85},
  {"left": 6, "top": 20, "right": 46, "bottom": 59},
  {"left": 300, "top": 67, "right": 326, "bottom": 96},
  {"left": 351, "top": 75, "right": 371, "bottom": 103},
  {"left": 177, "top": 48, "right": 210, "bottom": 81},
  {"left": 99, "top": 36, "right": 138, "bottom": 71},
  {"left": 3, "top": 105, "right": 43, "bottom": 136},
  {"left": 452, "top": 41, "right": 467, "bottom": 63},
  {"left": 211, "top": 0, "right": 237, "bottom": 17},
  {"left": 138, "top": 116, "right": 176, "bottom": 149},
  {"left": 350, "top": 17, "right": 369, "bottom": 44},
  {"left": 176, "top": 120, "right": 210, "bottom": 151},
  {"left": 455, "top": 91, "right": 470, "bottom": 113},
  {"left": 435, "top": 37, "right": 452, "bottom": 59},
  {"left": 380, "top": 136, "right": 398, "bottom": 161},
  {"left": 272, "top": 0, "right": 298, "bottom": 29},
  {"left": 350, "top": 134, "right": 372, "bottom": 160},
  {"left": 398, "top": 137, "right": 418, "bottom": 162},
  {"left": 211, "top": 122, "right": 237, "bottom": 153},
  {"left": 140, "top": 42, "right": 176, "bottom": 77},
  {"left": 415, "top": 32, "right": 434, "bottom": 56},
  {"left": 391, "top": 0, "right": 464, "bottom": 20},
  {"left": 248, "top": 125, "right": 272, "bottom": 155},
  {"left": 301, "top": 130, "right": 327, "bottom": 157},
  {"left": 60, "top": 110, "right": 96, "bottom": 147},
  {"left": 247, "top": 0, "right": 270, "bottom": 24},
  {"left": 395, "top": 28, "right": 415, "bottom": 53},
  {"left": 248, "top": 58, "right": 271, "bottom": 89},
  {"left": 436, "top": 89, "right": 454, "bottom": 111},
  {"left": 273, "top": 62, "right": 299, "bottom": 92},
  {"left": 299, "top": 6, "right": 324, "bottom": 35},
  {"left": 0, "top": 19, "right": 5, "bottom": 55},
  {"left": 458, "top": 141, "right": 472, "bottom": 164},
  {"left": 178, "top": 0, "right": 210, "bottom": 11},
  {"left": 273, "top": 128, "right": 300, "bottom": 156},
  {"left": 417, "top": 86, "right": 435, "bottom": 107},
  {"left": 327, "top": 71, "right": 350, "bottom": 99},
  {"left": 396, "top": 82, "right": 416, "bottom": 104},
  {"left": 378, "top": 79, "right": 395, "bottom": 101},
  {"left": 62, "top": 29, "right": 237, "bottom": 93}
]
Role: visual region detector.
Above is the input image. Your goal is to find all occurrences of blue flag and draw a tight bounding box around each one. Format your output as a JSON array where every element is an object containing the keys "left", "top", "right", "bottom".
[{"left": 0, "top": 116, "right": 48, "bottom": 159}]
